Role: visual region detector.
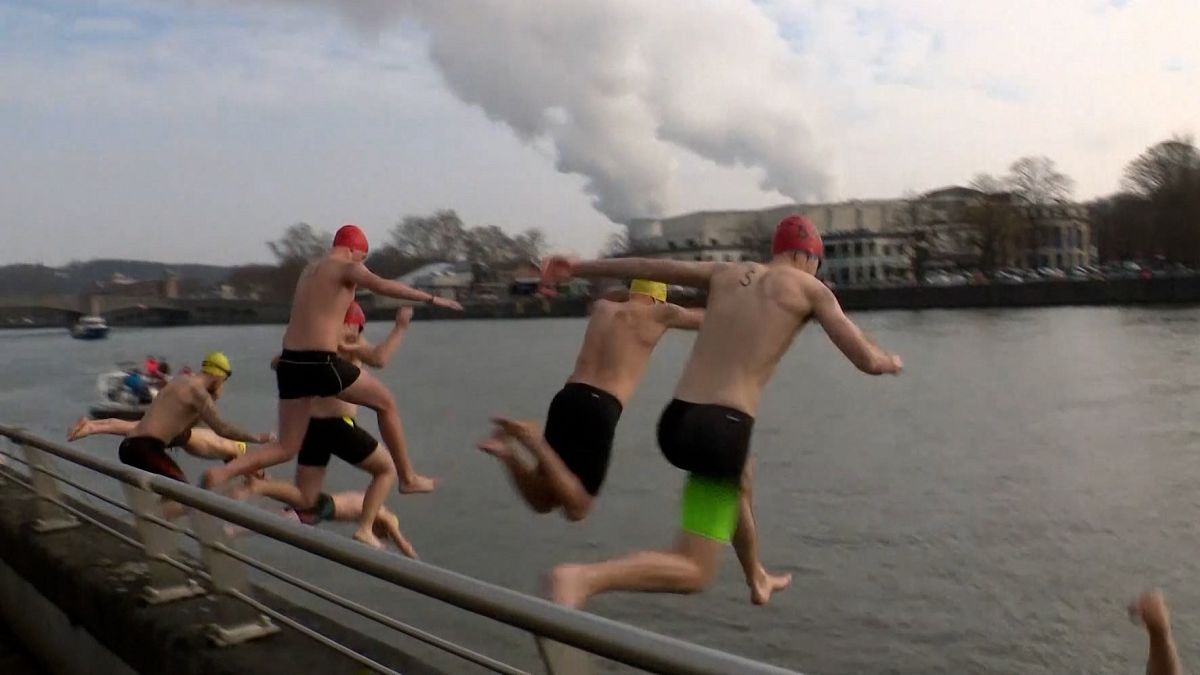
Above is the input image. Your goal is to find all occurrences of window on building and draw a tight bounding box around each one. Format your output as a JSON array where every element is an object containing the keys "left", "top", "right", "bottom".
[
  {"left": 854, "top": 241, "right": 863, "bottom": 256},
  {"left": 869, "top": 267, "right": 877, "bottom": 280},
  {"left": 687, "top": 238, "right": 698, "bottom": 248},
  {"left": 1056, "top": 253, "right": 1063, "bottom": 268},
  {"left": 709, "top": 238, "right": 719, "bottom": 247},
  {"left": 668, "top": 241, "right": 677, "bottom": 250},
  {"left": 868, "top": 242, "right": 876, "bottom": 255},
  {"left": 694, "top": 255, "right": 702, "bottom": 261},
  {"left": 883, "top": 245, "right": 891, "bottom": 256},
  {"left": 839, "top": 268, "right": 850, "bottom": 284},
  {"left": 1058, "top": 229, "right": 1065, "bottom": 249}
]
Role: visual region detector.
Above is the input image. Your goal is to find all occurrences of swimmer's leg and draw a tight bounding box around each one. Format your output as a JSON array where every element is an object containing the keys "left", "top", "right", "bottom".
[
  {"left": 548, "top": 475, "right": 734, "bottom": 608},
  {"left": 478, "top": 424, "right": 558, "bottom": 514},
  {"left": 548, "top": 533, "right": 723, "bottom": 609},
  {"left": 376, "top": 507, "right": 417, "bottom": 559},
  {"left": 1130, "top": 590, "right": 1182, "bottom": 675},
  {"left": 492, "top": 417, "right": 592, "bottom": 520},
  {"left": 338, "top": 371, "right": 434, "bottom": 494},
  {"left": 731, "top": 459, "right": 791, "bottom": 605},
  {"left": 250, "top": 464, "right": 325, "bottom": 510},
  {"left": 183, "top": 428, "right": 247, "bottom": 462},
  {"left": 204, "top": 398, "right": 311, "bottom": 488},
  {"left": 67, "top": 416, "right": 135, "bottom": 441},
  {"left": 351, "top": 446, "right": 396, "bottom": 550}
]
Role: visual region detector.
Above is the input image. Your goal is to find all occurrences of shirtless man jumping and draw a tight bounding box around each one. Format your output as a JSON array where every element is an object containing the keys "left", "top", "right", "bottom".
[
  {"left": 479, "top": 279, "right": 702, "bottom": 521},
  {"left": 96, "top": 351, "right": 270, "bottom": 484},
  {"left": 68, "top": 417, "right": 250, "bottom": 464},
  {"left": 539, "top": 215, "right": 903, "bottom": 608},
  {"left": 203, "top": 224, "right": 461, "bottom": 495},
  {"left": 259, "top": 301, "right": 414, "bottom": 548}
]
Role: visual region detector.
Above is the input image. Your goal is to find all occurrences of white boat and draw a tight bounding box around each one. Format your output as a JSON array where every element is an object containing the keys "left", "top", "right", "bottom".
[
  {"left": 70, "top": 316, "right": 110, "bottom": 340},
  {"left": 90, "top": 370, "right": 154, "bottom": 420}
]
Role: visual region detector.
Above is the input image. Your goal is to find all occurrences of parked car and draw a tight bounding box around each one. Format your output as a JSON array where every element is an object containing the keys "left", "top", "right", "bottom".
[{"left": 1037, "top": 267, "right": 1067, "bottom": 280}]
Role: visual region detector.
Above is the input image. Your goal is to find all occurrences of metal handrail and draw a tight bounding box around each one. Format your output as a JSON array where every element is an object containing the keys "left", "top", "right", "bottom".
[{"left": 0, "top": 424, "right": 801, "bottom": 675}]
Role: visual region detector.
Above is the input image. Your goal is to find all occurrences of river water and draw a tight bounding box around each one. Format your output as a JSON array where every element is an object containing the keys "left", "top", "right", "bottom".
[{"left": 2, "top": 306, "right": 1199, "bottom": 674}]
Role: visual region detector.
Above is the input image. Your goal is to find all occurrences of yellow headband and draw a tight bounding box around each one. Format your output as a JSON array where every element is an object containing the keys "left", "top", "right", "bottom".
[{"left": 629, "top": 279, "right": 667, "bottom": 303}]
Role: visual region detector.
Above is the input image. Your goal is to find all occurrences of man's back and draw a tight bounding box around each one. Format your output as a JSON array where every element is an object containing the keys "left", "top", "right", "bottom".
[
  {"left": 131, "top": 376, "right": 201, "bottom": 442},
  {"left": 568, "top": 299, "right": 675, "bottom": 405},
  {"left": 283, "top": 256, "right": 357, "bottom": 352},
  {"left": 674, "top": 263, "right": 811, "bottom": 414}
]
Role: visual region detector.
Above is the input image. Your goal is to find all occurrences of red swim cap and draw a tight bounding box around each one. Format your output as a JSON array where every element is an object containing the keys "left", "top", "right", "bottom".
[
  {"left": 333, "top": 224, "right": 369, "bottom": 254},
  {"left": 344, "top": 301, "right": 365, "bottom": 327},
  {"left": 771, "top": 215, "right": 823, "bottom": 259}
]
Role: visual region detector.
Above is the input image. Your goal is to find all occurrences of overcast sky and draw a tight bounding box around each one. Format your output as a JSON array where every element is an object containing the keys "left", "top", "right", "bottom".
[{"left": 1, "top": 0, "right": 1196, "bottom": 266}]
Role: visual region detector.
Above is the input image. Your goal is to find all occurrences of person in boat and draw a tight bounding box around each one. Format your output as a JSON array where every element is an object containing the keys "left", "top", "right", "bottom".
[
  {"left": 538, "top": 215, "right": 903, "bottom": 608},
  {"left": 256, "top": 301, "right": 418, "bottom": 550},
  {"left": 122, "top": 369, "right": 154, "bottom": 404},
  {"left": 103, "top": 351, "right": 271, "bottom": 484},
  {"left": 1130, "top": 590, "right": 1182, "bottom": 675},
  {"left": 478, "top": 279, "right": 703, "bottom": 522},
  {"left": 202, "top": 224, "right": 461, "bottom": 500}
]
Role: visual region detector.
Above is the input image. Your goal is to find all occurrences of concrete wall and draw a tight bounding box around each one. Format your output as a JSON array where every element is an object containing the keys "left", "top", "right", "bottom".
[{"left": 0, "top": 474, "right": 443, "bottom": 675}]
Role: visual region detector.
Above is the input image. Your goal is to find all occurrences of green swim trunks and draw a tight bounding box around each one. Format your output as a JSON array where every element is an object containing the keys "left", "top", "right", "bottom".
[{"left": 680, "top": 474, "right": 740, "bottom": 542}]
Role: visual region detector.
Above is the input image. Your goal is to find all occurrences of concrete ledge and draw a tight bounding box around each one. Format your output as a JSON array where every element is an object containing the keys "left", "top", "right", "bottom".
[{"left": 0, "top": 473, "right": 445, "bottom": 675}]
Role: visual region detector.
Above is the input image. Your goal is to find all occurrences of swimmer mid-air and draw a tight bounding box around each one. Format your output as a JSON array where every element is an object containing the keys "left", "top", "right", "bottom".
[
  {"left": 539, "top": 215, "right": 903, "bottom": 608},
  {"left": 479, "top": 279, "right": 703, "bottom": 521},
  {"left": 204, "top": 224, "right": 462, "bottom": 496}
]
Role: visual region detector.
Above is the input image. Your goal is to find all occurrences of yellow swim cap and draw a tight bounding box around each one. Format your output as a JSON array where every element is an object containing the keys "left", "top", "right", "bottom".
[
  {"left": 629, "top": 279, "right": 667, "bottom": 303},
  {"left": 201, "top": 351, "right": 232, "bottom": 378}
]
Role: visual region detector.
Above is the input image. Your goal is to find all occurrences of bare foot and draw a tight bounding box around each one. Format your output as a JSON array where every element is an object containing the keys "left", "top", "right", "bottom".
[
  {"left": 67, "top": 417, "right": 91, "bottom": 441},
  {"left": 491, "top": 417, "right": 541, "bottom": 445},
  {"left": 201, "top": 467, "right": 224, "bottom": 490},
  {"left": 399, "top": 473, "right": 436, "bottom": 494},
  {"left": 353, "top": 528, "right": 384, "bottom": 550},
  {"left": 1130, "top": 589, "right": 1171, "bottom": 632},
  {"left": 477, "top": 427, "right": 516, "bottom": 461},
  {"left": 547, "top": 564, "right": 591, "bottom": 609},
  {"left": 749, "top": 567, "right": 792, "bottom": 606}
]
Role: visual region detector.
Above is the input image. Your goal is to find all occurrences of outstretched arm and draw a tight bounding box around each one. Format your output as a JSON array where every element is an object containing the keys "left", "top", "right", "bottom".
[
  {"left": 346, "top": 264, "right": 463, "bottom": 310},
  {"left": 340, "top": 307, "right": 412, "bottom": 369},
  {"left": 809, "top": 280, "right": 902, "bottom": 375},
  {"left": 662, "top": 304, "right": 705, "bottom": 331},
  {"left": 196, "top": 395, "right": 271, "bottom": 444},
  {"left": 545, "top": 256, "right": 720, "bottom": 290}
]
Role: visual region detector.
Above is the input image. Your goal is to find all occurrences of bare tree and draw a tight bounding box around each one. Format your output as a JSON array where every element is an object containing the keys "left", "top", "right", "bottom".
[
  {"left": 1005, "top": 156, "right": 1075, "bottom": 204},
  {"left": 391, "top": 210, "right": 469, "bottom": 260},
  {"left": 962, "top": 197, "right": 1033, "bottom": 272},
  {"left": 1122, "top": 135, "right": 1200, "bottom": 197},
  {"left": 969, "top": 173, "right": 1007, "bottom": 194},
  {"left": 266, "top": 223, "right": 330, "bottom": 263},
  {"left": 512, "top": 228, "right": 547, "bottom": 260}
]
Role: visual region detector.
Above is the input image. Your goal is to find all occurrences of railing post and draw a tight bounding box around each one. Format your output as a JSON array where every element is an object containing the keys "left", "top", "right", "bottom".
[
  {"left": 189, "top": 509, "right": 280, "bottom": 646},
  {"left": 20, "top": 443, "right": 80, "bottom": 533},
  {"left": 120, "top": 484, "right": 206, "bottom": 604}
]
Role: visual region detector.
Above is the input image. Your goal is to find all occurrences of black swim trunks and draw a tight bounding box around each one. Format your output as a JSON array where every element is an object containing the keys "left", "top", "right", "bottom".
[
  {"left": 295, "top": 492, "right": 336, "bottom": 525},
  {"left": 542, "top": 382, "right": 623, "bottom": 496},
  {"left": 118, "top": 436, "right": 187, "bottom": 482},
  {"left": 657, "top": 399, "right": 754, "bottom": 481},
  {"left": 297, "top": 416, "right": 378, "bottom": 467},
  {"left": 276, "top": 350, "right": 361, "bottom": 400}
]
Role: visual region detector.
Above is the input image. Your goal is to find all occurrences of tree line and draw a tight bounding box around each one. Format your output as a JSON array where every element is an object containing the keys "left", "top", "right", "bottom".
[{"left": 229, "top": 210, "right": 547, "bottom": 300}]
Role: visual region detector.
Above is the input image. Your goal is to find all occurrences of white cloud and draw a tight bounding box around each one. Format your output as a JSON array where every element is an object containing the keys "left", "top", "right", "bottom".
[{"left": 0, "top": 1, "right": 1196, "bottom": 265}]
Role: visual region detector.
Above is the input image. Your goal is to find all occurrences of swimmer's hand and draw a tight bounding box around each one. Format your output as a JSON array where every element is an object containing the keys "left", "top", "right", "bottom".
[
  {"left": 541, "top": 255, "right": 578, "bottom": 285},
  {"left": 884, "top": 354, "right": 903, "bottom": 374},
  {"left": 429, "top": 296, "right": 463, "bottom": 311},
  {"left": 395, "top": 306, "right": 414, "bottom": 327},
  {"left": 269, "top": 355, "right": 280, "bottom": 371}
]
